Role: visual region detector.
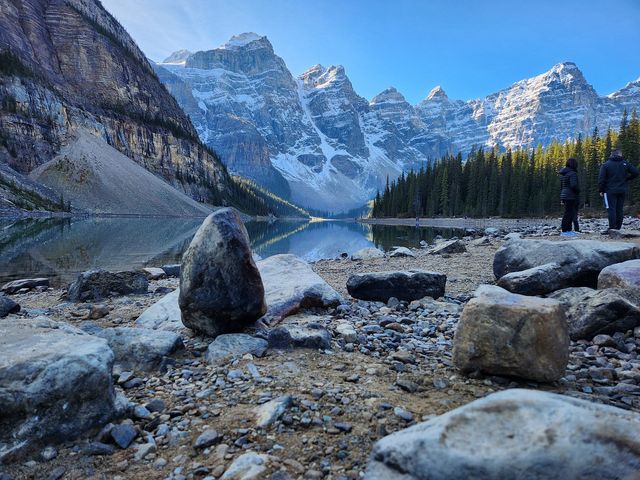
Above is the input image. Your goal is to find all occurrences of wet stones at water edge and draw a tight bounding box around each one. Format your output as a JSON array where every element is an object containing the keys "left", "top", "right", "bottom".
[
  {"left": 453, "top": 285, "right": 569, "bottom": 382},
  {"left": 346, "top": 270, "right": 446, "bottom": 302},
  {"left": 429, "top": 239, "right": 466, "bottom": 255},
  {"left": 350, "top": 247, "right": 385, "bottom": 261},
  {"left": 179, "top": 208, "right": 266, "bottom": 337},
  {"left": 0, "top": 317, "right": 116, "bottom": 462},
  {"left": 365, "top": 389, "right": 640, "bottom": 480},
  {"left": 67, "top": 269, "right": 148, "bottom": 302}
]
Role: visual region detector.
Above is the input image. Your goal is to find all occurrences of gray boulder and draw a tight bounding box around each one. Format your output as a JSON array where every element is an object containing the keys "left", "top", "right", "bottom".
[
  {"left": 96, "top": 327, "right": 183, "bottom": 372},
  {"left": 598, "top": 259, "right": 640, "bottom": 289},
  {"left": 257, "top": 254, "right": 341, "bottom": 324},
  {"left": 548, "top": 287, "right": 640, "bottom": 340},
  {"left": 0, "top": 295, "right": 19, "bottom": 317},
  {"left": 68, "top": 269, "right": 148, "bottom": 302},
  {"left": 351, "top": 247, "right": 385, "bottom": 261},
  {"left": 135, "top": 289, "right": 183, "bottom": 332},
  {"left": 430, "top": 239, "right": 466, "bottom": 255},
  {"left": 365, "top": 389, "right": 640, "bottom": 480},
  {"left": 453, "top": 285, "right": 568, "bottom": 382},
  {"left": 494, "top": 238, "right": 640, "bottom": 288},
  {"left": 0, "top": 317, "right": 116, "bottom": 461},
  {"left": 496, "top": 262, "right": 569, "bottom": 295},
  {"left": 179, "top": 209, "right": 266, "bottom": 337},
  {"left": 267, "top": 315, "right": 332, "bottom": 350},
  {"left": 1, "top": 278, "right": 49, "bottom": 294},
  {"left": 347, "top": 270, "right": 446, "bottom": 302},
  {"left": 206, "top": 334, "right": 268, "bottom": 365}
]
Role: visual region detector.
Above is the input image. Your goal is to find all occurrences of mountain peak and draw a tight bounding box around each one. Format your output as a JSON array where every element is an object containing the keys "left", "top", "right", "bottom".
[
  {"left": 300, "top": 64, "right": 347, "bottom": 88},
  {"left": 543, "top": 61, "right": 588, "bottom": 84},
  {"left": 219, "top": 32, "right": 269, "bottom": 50},
  {"left": 371, "top": 87, "right": 407, "bottom": 105},
  {"left": 161, "top": 49, "right": 192, "bottom": 64},
  {"left": 426, "top": 85, "right": 448, "bottom": 100}
]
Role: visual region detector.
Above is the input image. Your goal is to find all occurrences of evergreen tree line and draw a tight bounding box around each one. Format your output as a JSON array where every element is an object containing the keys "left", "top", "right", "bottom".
[{"left": 372, "top": 110, "right": 640, "bottom": 218}]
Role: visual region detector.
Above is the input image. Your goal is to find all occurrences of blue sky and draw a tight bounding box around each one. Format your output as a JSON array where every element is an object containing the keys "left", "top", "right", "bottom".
[{"left": 102, "top": 0, "right": 640, "bottom": 104}]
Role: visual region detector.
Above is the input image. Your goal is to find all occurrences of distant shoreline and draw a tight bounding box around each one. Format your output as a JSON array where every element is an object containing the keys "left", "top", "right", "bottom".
[{"left": 359, "top": 217, "right": 563, "bottom": 229}]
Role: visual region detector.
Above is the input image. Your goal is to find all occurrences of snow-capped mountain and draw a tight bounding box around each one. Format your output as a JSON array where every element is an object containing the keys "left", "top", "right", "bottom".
[{"left": 156, "top": 34, "right": 639, "bottom": 211}]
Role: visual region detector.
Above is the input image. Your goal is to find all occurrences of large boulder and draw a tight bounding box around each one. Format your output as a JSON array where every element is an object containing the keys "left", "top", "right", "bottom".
[
  {"left": 67, "top": 269, "right": 148, "bottom": 302},
  {"left": 365, "top": 389, "right": 640, "bottom": 480},
  {"left": 257, "top": 254, "right": 341, "bottom": 324},
  {"left": 548, "top": 287, "right": 640, "bottom": 340},
  {"left": 0, "top": 295, "right": 19, "bottom": 318},
  {"left": 96, "top": 327, "right": 183, "bottom": 372},
  {"left": 136, "top": 289, "right": 183, "bottom": 332},
  {"left": 206, "top": 334, "right": 268, "bottom": 365},
  {"left": 347, "top": 270, "right": 446, "bottom": 302},
  {"left": 1, "top": 278, "right": 49, "bottom": 294},
  {"left": 453, "top": 285, "right": 568, "bottom": 382},
  {"left": 179, "top": 209, "right": 266, "bottom": 337},
  {"left": 496, "top": 262, "right": 569, "bottom": 295},
  {"left": 598, "top": 259, "right": 640, "bottom": 289},
  {"left": 0, "top": 317, "right": 116, "bottom": 461},
  {"left": 493, "top": 238, "right": 640, "bottom": 290}
]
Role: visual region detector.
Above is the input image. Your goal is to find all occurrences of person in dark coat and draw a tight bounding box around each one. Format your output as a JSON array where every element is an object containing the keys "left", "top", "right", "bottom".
[
  {"left": 598, "top": 149, "right": 639, "bottom": 231},
  {"left": 560, "top": 158, "right": 580, "bottom": 236}
]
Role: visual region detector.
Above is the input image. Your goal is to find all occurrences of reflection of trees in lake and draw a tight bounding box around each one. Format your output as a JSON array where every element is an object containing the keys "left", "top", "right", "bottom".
[{"left": 370, "top": 224, "right": 465, "bottom": 250}]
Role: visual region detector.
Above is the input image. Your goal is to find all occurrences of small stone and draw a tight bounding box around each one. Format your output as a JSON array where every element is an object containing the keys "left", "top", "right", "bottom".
[
  {"left": 111, "top": 424, "right": 138, "bottom": 449},
  {"left": 394, "top": 407, "right": 413, "bottom": 422},
  {"left": 135, "top": 442, "right": 157, "bottom": 461},
  {"left": 46, "top": 466, "right": 65, "bottom": 480},
  {"left": 41, "top": 446, "right": 58, "bottom": 461},
  {"left": 194, "top": 429, "right": 220, "bottom": 449},
  {"left": 83, "top": 442, "right": 117, "bottom": 456},
  {"left": 134, "top": 405, "right": 152, "bottom": 419},
  {"left": 146, "top": 398, "right": 166, "bottom": 413}
]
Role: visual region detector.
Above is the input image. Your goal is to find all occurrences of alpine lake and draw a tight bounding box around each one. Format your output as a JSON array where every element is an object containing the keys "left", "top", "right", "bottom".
[{"left": 0, "top": 216, "right": 467, "bottom": 286}]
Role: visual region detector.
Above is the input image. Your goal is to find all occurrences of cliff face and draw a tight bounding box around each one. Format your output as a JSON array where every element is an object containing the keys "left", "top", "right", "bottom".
[{"left": 0, "top": 0, "right": 231, "bottom": 212}]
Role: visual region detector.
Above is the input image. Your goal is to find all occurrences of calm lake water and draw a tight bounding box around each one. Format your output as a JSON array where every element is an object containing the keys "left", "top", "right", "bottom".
[{"left": 0, "top": 217, "right": 465, "bottom": 286}]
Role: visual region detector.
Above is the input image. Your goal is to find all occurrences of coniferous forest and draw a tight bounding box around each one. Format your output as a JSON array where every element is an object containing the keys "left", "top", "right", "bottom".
[{"left": 372, "top": 110, "right": 640, "bottom": 218}]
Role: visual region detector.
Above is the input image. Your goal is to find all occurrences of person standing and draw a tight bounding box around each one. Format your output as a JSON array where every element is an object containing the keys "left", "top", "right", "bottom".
[
  {"left": 598, "top": 149, "right": 639, "bottom": 232},
  {"left": 560, "top": 158, "right": 580, "bottom": 237}
]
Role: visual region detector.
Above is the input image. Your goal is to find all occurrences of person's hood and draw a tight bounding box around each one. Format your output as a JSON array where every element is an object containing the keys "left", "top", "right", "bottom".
[
  {"left": 609, "top": 154, "right": 624, "bottom": 162},
  {"left": 560, "top": 167, "right": 574, "bottom": 175}
]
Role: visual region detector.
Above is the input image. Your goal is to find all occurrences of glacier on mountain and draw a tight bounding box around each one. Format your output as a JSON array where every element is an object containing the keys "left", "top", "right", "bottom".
[{"left": 156, "top": 34, "right": 639, "bottom": 211}]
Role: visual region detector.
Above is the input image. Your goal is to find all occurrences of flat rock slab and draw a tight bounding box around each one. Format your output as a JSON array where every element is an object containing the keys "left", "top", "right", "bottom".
[
  {"left": 0, "top": 317, "right": 116, "bottom": 461},
  {"left": 257, "top": 254, "right": 342, "bottom": 324},
  {"left": 494, "top": 238, "right": 640, "bottom": 288},
  {"left": 351, "top": 247, "right": 385, "bottom": 261},
  {"left": 453, "top": 285, "right": 568, "bottom": 382},
  {"left": 135, "top": 289, "right": 183, "bottom": 332},
  {"left": 429, "top": 239, "right": 466, "bottom": 255},
  {"left": 220, "top": 452, "right": 270, "bottom": 479},
  {"left": 96, "top": 327, "right": 183, "bottom": 372},
  {"left": 389, "top": 247, "right": 415, "bottom": 258},
  {"left": 1, "top": 278, "right": 49, "bottom": 294},
  {"left": 254, "top": 395, "right": 293, "bottom": 428},
  {"left": 206, "top": 334, "right": 268, "bottom": 365},
  {"left": 68, "top": 269, "right": 148, "bottom": 302},
  {"left": 598, "top": 259, "right": 640, "bottom": 289},
  {"left": 548, "top": 287, "right": 640, "bottom": 340},
  {"left": 347, "top": 270, "right": 446, "bottom": 302},
  {"left": 366, "top": 388, "right": 640, "bottom": 480}
]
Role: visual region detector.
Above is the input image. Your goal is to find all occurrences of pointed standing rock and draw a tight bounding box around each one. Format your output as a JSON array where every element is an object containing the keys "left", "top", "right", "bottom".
[{"left": 179, "top": 208, "right": 266, "bottom": 336}]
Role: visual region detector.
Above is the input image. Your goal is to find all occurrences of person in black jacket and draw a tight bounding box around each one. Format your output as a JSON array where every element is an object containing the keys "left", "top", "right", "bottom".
[
  {"left": 598, "top": 149, "right": 639, "bottom": 231},
  {"left": 560, "top": 158, "right": 580, "bottom": 236}
]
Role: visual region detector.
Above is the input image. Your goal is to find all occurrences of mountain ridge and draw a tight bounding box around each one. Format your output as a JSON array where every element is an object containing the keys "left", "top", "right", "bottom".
[{"left": 157, "top": 33, "right": 638, "bottom": 211}]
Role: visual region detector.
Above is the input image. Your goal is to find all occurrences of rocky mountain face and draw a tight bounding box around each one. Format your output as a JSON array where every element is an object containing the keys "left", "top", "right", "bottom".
[
  {"left": 159, "top": 35, "right": 639, "bottom": 211},
  {"left": 0, "top": 0, "right": 236, "bottom": 215}
]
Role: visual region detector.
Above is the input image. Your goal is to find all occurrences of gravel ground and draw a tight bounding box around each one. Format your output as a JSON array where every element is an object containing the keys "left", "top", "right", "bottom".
[{"left": 2, "top": 222, "right": 640, "bottom": 480}]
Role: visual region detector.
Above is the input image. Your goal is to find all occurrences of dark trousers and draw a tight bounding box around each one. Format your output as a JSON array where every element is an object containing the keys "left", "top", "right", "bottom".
[
  {"left": 561, "top": 200, "right": 578, "bottom": 232},
  {"left": 606, "top": 192, "right": 625, "bottom": 230},
  {"left": 573, "top": 204, "right": 580, "bottom": 232}
]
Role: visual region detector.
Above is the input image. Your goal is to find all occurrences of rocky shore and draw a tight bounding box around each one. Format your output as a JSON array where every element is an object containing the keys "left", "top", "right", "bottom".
[{"left": 1, "top": 213, "right": 640, "bottom": 480}]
